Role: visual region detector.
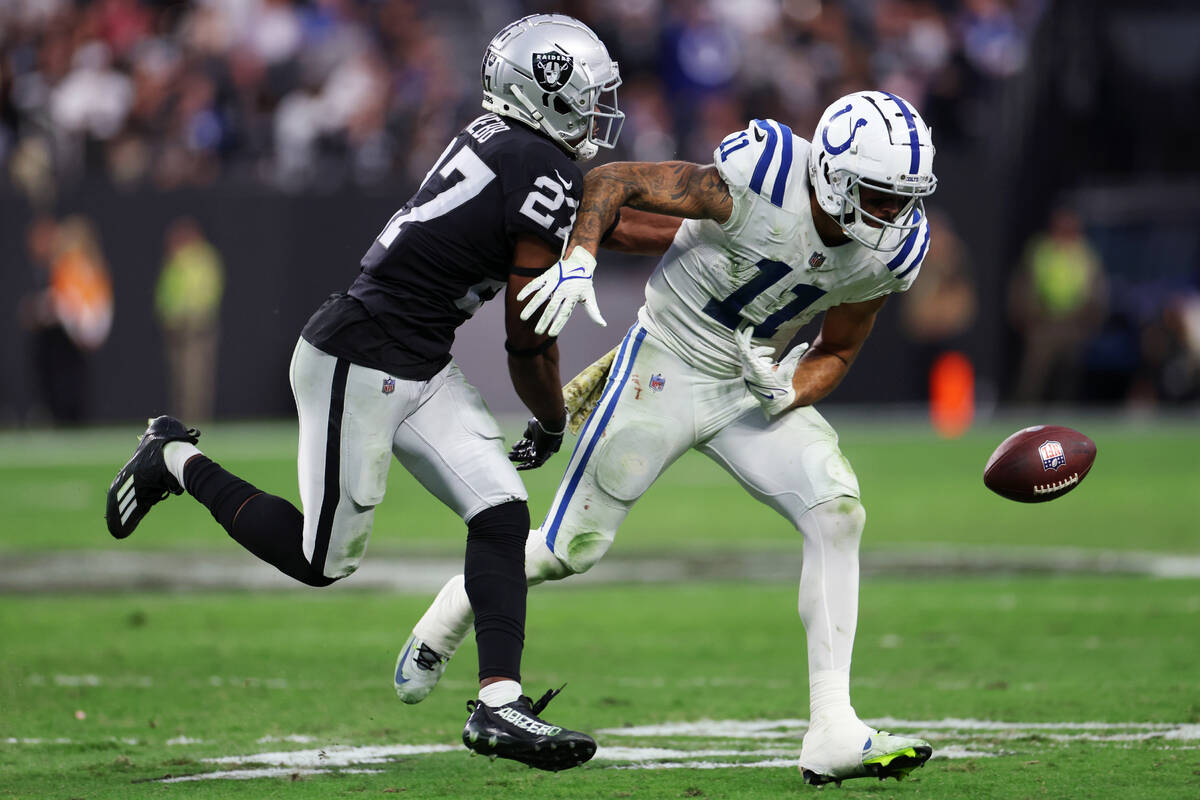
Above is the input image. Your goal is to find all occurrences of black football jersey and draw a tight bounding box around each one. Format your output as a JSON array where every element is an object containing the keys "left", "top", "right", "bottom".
[{"left": 301, "top": 114, "right": 583, "bottom": 380}]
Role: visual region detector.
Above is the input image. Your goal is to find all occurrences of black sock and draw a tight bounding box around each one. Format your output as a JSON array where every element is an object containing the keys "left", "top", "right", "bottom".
[
  {"left": 464, "top": 500, "right": 529, "bottom": 682},
  {"left": 183, "top": 455, "right": 336, "bottom": 587}
]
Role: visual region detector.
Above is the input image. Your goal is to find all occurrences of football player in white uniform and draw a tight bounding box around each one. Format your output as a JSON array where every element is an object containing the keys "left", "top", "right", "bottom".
[{"left": 397, "top": 91, "right": 938, "bottom": 786}]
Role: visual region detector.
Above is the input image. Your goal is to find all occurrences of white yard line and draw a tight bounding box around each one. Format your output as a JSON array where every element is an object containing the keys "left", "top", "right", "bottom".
[
  {"left": 161, "top": 767, "right": 383, "bottom": 782},
  {"left": 108, "top": 717, "right": 1198, "bottom": 782},
  {"left": 9, "top": 717, "right": 1190, "bottom": 782}
]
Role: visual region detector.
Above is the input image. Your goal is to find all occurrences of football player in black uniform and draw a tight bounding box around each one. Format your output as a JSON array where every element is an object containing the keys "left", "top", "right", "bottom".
[{"left": 105, "top": 14, "right": 627, "bottom": 771}]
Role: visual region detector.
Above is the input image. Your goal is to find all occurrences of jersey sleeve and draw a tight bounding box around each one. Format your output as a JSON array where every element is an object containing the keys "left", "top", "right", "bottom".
[
  {"left": 881, "top": 210, "right": 932, "bottom": 293},
  {"left": 712, "top": 119, "right": 800, "bottom": 229},
  {"left": 498, "top": 139, "right": 583, "bottom": 253}
]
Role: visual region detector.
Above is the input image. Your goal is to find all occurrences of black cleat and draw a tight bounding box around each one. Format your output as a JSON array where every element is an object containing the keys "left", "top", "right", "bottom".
[
  {"left": 462, "top": 686, "right": 596, "bottom": 772},
  {"left": 105, "top": 416, "right": 199, "bottom": 539}
]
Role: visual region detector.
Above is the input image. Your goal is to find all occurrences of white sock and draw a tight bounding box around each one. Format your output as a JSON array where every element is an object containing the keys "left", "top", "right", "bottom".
[
  {"left": 809, "top": 669, "right": 855, "bottom": 725},
  {"left": 162, "top": 441, "right": 203, "bottom": 488},
  {"left": 412, "top": 575, "right": 474, "bottom": 657},
  {"left": 478, "top": 680, "right": 522, "bottom": 708}
]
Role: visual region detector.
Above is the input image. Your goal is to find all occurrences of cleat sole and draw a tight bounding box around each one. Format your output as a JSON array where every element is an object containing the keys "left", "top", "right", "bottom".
[{"left": 863, "top": 745, "right": 932, "bottom": 782}]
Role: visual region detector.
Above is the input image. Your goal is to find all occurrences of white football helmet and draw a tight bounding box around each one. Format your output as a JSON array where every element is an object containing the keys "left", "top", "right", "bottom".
[
  {"left": 481, "top": 14, "right": 624, "bottom": 161},
  {"left": 808, "top": 90, "right": 937, "bottom": 251}
]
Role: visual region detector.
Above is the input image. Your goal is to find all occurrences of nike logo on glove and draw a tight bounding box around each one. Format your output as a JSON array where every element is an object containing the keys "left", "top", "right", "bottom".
[{"left": 566, "top": 265, "right": 589, "bottom": 276}]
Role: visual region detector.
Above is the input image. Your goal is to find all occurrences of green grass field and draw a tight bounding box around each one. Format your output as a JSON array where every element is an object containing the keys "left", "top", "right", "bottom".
[
  {"left": 2, "top": 417, "right": 1199, "bottom": 799},
  {"left": 3, "top": 416, "right": 1198, "bottom": 555}
]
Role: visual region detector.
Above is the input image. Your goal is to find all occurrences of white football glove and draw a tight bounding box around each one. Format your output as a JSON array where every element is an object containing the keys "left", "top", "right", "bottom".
[
  {"left": 518, "top": 246, "right": 607, "bottom": 337},
  {"left": 734, "top": 325, "right": 808, "bottom": 416}
]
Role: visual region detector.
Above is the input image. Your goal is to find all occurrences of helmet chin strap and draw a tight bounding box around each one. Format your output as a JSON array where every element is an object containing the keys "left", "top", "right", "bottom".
[{"left": 508, "top": 83, "right": 591, "bottom": 160}]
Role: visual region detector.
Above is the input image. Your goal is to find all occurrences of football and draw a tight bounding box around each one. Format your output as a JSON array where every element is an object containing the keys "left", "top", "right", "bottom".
[{"left": 983, "top": 425, "right": 1097, "bottom": 503}]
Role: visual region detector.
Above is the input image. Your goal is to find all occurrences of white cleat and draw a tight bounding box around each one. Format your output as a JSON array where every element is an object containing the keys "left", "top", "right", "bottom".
[
  {"left": 393, "top": 633, "right": 449, "bottom": 704},
  {"left": 799, "top": 718, "right": 932, "bottom": 786}
]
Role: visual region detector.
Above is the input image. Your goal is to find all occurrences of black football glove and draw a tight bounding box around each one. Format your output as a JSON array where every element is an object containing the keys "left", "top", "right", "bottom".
[{"left": 508, "top": 416, "right": 566, "bottom": 471}]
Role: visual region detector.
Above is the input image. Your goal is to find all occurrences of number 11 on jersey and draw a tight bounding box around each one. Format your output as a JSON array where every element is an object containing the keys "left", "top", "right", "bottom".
[{"left": 702, "top": 258, "right": 828, "bottom": 338}]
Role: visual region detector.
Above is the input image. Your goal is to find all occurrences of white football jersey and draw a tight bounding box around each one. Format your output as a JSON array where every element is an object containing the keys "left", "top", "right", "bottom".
[{"left": 637, "top": 118, "right": 931, "bottom": 378}]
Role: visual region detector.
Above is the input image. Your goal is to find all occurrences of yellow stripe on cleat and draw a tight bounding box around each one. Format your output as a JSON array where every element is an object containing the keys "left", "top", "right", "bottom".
[{"left": 863, "top": 746, "right": 919, "bottom": 768}]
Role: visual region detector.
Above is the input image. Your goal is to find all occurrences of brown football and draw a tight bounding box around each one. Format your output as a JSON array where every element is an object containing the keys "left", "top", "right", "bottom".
[{"left": 983, "top": 425, "right": 1097, "bottom": 503}]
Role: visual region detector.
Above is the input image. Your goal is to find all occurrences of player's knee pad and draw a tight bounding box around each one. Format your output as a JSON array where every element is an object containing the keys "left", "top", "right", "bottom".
[
  {"left": 594, "top": 424, "right": 671, "bottom": 503},
  {"left": 799, "top": 497, "right": 866, "bottom": 553},
  {"left": 341, "top": 415, "right": 392, "bottom": 509},
  {"left": 555, "top": 529, "right": 613, "bottom": 575}
]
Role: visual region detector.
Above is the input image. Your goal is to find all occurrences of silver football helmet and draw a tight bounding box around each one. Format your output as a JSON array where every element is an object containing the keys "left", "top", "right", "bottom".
[
  {"left": 808, "top": 90, "right": 937, "bottom": 251},
  {"left": 481, "top": 14, "right": 624, "bottom": 161}
]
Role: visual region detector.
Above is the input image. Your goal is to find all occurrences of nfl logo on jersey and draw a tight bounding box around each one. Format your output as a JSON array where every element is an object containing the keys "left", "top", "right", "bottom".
[
  {"left": 649, "top": 373, "right": 666, "bottom": 392},
  {"left": 1038, "top": 440, "right": 1065, "bottom": 471},
  {"left": 808, "top": 251, "right": 827, "bottom": 270},
  {"left": 382, "top": 377, "right": 395, "bottom": 395}
]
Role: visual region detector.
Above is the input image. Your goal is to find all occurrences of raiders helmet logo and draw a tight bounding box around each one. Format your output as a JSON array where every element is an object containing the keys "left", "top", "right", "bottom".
[{"left": 532, "top": 52, "right": 574, "bottom": 92}]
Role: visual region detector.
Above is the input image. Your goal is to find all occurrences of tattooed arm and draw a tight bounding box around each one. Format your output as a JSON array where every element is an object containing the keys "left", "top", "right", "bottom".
[
  {"left": 568, "top": 162, "right": 734, "bottom": 258},
  {"left": 599, "top": 208, "right": 683, "bottom": 257},
  {"left": 517, "top": 162, "right": 734, "bottom": 336}
]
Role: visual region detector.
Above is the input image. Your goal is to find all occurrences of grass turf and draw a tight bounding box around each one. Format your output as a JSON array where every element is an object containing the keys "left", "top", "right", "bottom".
[
  {"left": 2, "top": 578, "right": 1199, "bottom": 798},
  {"left": 2, "top": 418, "right": 1198, "bottom": 798},
  {"left": 1, "top": 416, "right": 1198, "bottom": 555}
]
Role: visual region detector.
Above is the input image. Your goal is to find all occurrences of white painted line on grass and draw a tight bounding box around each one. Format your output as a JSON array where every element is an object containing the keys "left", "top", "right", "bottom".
[
  {"left": 597, "top": 746, "right": 795, "bottom": 761},
  {"left": 148, "top": 717, "right": 1200, "bottom": 782},
  {"left": 162, "top": 767, "right": 383, "bottom": 782},
  {"left": 207, "top": 743, "right": 461, "bottom": 767},
  {"left": 612, "top": 758, "right": 799, "bottom": 770}
]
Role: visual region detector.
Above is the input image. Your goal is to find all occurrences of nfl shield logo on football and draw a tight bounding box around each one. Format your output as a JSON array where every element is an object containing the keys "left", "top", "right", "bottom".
[
  {"left": 382, "top": 377, "right": 395, "bottom": 395},
  {"left": 1038, "top": 440, "right": 1065, "bottom": 471},
  {"left": 649, "top": 373, "right": 666, "bottom": 392},
  {"left": 808, "top": 251, "right": 827, "bottom": 270}
]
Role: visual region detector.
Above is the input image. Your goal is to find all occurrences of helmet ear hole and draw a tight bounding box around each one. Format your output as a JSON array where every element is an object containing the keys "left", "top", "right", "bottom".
[{"left": 552, "top": 95, "right": 572, "bottom": 115}]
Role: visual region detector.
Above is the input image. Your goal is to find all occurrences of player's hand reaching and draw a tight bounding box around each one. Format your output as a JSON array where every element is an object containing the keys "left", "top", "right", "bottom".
[
  {"left": 518, "top": 246, "right": 607, "bottom": 337},
  {"left": 734, "top": 326, "right": 808, "bottom": 417},
  {"left": 508, "top": 415, "right": 567, "bottom": 470}
]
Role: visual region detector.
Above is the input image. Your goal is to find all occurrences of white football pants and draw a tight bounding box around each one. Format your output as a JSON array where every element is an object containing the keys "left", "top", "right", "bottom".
[
  {"left": 414, "top": 323, "right": 865, "bottom": 682},
  {"left": 290, "top": 337, "right": 526, "bottom": 580}
]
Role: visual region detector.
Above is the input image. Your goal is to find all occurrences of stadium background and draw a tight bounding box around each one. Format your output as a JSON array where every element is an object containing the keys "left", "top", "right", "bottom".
[
  {"left": 2, "top": 0, "right": 1198, "bottom": 424},
  {"left": 3, "top": 3, "right": 1199, "bottom": 795}
]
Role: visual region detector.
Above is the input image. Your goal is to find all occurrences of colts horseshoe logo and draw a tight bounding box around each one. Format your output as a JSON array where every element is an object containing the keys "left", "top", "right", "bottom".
[{"left": 822, "top": 104, "right": 868, "bottom": 155}]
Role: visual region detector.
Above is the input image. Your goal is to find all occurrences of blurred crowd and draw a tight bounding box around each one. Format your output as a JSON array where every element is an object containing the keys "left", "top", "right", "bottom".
[
  {"left": 5, "top": 0, "right": 1198, "bottom": 422},
  {"left": 0, "top": 0, "right": 1045, "bottom": 196}
]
